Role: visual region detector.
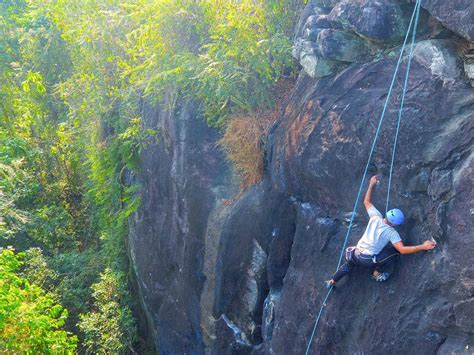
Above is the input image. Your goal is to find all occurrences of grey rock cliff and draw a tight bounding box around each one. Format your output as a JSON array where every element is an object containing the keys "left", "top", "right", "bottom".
[
  {"left": 128, "top": 97, "right": 237, "bottom": 353},
  {"left": 129, "top": 1, "right": 474, "bottom": 353},
  {"left": 263, "top": 46, "right": 473, "bottom": 355}
]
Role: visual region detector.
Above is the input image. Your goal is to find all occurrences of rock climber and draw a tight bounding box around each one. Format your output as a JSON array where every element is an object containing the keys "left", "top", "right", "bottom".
[{"left": 326, "top": 175, "right": 436, "bottom": 286}]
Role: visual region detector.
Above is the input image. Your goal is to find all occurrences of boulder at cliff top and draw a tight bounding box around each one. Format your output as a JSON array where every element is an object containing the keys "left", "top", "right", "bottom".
[
  {"left": 317, "top": 29, "right": 371, "bottom": 62},
  {"left": 328, "top": 0, "right": 413, "bottom": 41},
  {"left": 421, "top": 0, "right": 474, "bottom": 41}
]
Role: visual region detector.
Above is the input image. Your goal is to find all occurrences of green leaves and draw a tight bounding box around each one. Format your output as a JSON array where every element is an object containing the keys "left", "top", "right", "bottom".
[
  {"left": 78, "top": 268, "right": 136, "bottom": 353},
  {"left": 0, "top": 160, "right": 30, "bottom": 238},
  {"left": 186, "top": 0, "right": 295, "bottom": 126},
  {"left": 0, "top": 2, "right": 122, "bottom": 351},
  {"left": 0, "top": 249, "right": 78, "bottom": 353},
  {"left": 21, "top": 71, "right": 46, "bottom": 94},
  {"left": 48, "top": 0, "right": 296, "bottom": 126}
]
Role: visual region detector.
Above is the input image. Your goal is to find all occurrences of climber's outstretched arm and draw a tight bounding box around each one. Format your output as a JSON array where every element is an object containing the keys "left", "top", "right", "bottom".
[
  {"left": 393, "top": 240, "right": 436, "bottom": 255},
  {"left": 363, "top": 175, "right": 379, "bottom": 211}
]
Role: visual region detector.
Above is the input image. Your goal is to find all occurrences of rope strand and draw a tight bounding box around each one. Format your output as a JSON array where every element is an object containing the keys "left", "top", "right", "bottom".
[{"left": 385, "top": 0, "right": 421, "bottom": 213}]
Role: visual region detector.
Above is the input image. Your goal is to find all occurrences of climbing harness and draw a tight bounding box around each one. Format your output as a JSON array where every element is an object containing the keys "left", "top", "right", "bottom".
[{"left": 304, "top": 0, "right": 422, "bottom": 353}]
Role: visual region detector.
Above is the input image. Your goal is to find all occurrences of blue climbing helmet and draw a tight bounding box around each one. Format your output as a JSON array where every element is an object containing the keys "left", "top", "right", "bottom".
[{"left": 386, "top": 208, "right": 404, "bottom": 225}]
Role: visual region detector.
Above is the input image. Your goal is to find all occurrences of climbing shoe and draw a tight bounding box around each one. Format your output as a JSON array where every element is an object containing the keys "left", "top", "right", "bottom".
[{"left": 372, "top": 272, "right": 390, "bottom": 282}]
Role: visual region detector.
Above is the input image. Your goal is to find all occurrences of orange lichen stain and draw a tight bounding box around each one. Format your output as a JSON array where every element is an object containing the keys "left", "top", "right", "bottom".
[
  {"left": 329, "top": 111, "right": 344, "bottom": 136},
  {"left": 319, "top": 110, "right": 353, "bottom": 156},
  {"left": 285, "top": 104, "right": 295, "bottom": 117},
  {"left": 285, "top": 100, "right": 322, "bottom": 159}
]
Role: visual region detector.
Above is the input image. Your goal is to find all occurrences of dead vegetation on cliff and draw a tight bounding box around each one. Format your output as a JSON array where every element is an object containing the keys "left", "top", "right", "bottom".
[{"left": 218, "top": 78, "right": 294, "bottom": 191}]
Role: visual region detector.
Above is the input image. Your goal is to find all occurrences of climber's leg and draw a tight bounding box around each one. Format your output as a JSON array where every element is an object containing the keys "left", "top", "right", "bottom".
[
  {"left": 372, "top": 244, "right": 400, "bottom": 281},
  {"left": 331, "top": 261, "right": 355, "bottom": 283},
  {"left": 329, "top": 247, "right": 374, "bottom": 285}
]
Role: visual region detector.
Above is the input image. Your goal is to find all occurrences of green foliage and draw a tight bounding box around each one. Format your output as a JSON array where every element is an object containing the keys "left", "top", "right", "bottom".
[
  {"left": 0, "top": 160, "right": 29, "bottom": 237},
  {"left": 28, "top": 204, "right": 77, "bottom": 251},
  {"left": 20, "top": 247, "right": 105, "bottom": 343},
  {"left": 47, "top": 0, "right": 297, "bottom": 127},
  {"left": 0, "top": 0, "right": 301, "bottom": 351},
  {"left": 78, "top": 268, "right": 137, "bottom": 353},
  {"left": 0, "top": 1, "right": 88, "bottom": 248},
  {"left": 0, "top": 248, "right": 77, "bottom": 353},
  {"left": 193, "top": 1, "right": 294, "bottom": 126},
  {"left": 48, "top": 250, "right": 103, "bottom": 320},
  {"left": 20, "top": 247, "right": 58, "bottom": 289}
]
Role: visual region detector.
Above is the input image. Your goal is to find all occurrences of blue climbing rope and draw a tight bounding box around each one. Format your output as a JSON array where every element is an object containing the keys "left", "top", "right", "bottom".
[
  {"left": 304, "top": 1, "right": 421, "bottom": 353},
  {"left": 385, "top": 0, "right": 421, "bottom": 214}
]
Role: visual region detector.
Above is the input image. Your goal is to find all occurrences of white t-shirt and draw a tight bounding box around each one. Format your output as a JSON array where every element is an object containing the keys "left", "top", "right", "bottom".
[{"left": 356, "top": 206, "right": 402, "bottom": 255}]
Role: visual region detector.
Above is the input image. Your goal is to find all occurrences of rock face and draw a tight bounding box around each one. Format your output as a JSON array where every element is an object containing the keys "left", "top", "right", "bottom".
[
  {"left": 292, "top": 0, "right": 474, "bottom": 79},
  {"left": 421, "top": 0, "right": 474, "bottom": 41},
  {"left": 328, "top": 0, "right": 414, "bottom": 41},
  {"left": 262, "top": 46, "right": 473, "bottom": 354},
  {"left": 129, "top": 1, "right": 474, "bottom": 354},
  {"left": 127, "top": 97, "right": 237, "bottom": 353},
  {"left": 292, "top": 0, "right": 430, "bottom": 78}
]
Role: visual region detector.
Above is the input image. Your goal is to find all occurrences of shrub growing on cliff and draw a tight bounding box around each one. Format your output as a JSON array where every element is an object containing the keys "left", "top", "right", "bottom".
[
  {"left": 219, "top": 113, "right": 274, "bottom": 189},
  {"left": 189, "top": 0, "right": 296, "bottom": 126},
  {"left": 218, "top": 79, "right": 293, "bottom": 190}
]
